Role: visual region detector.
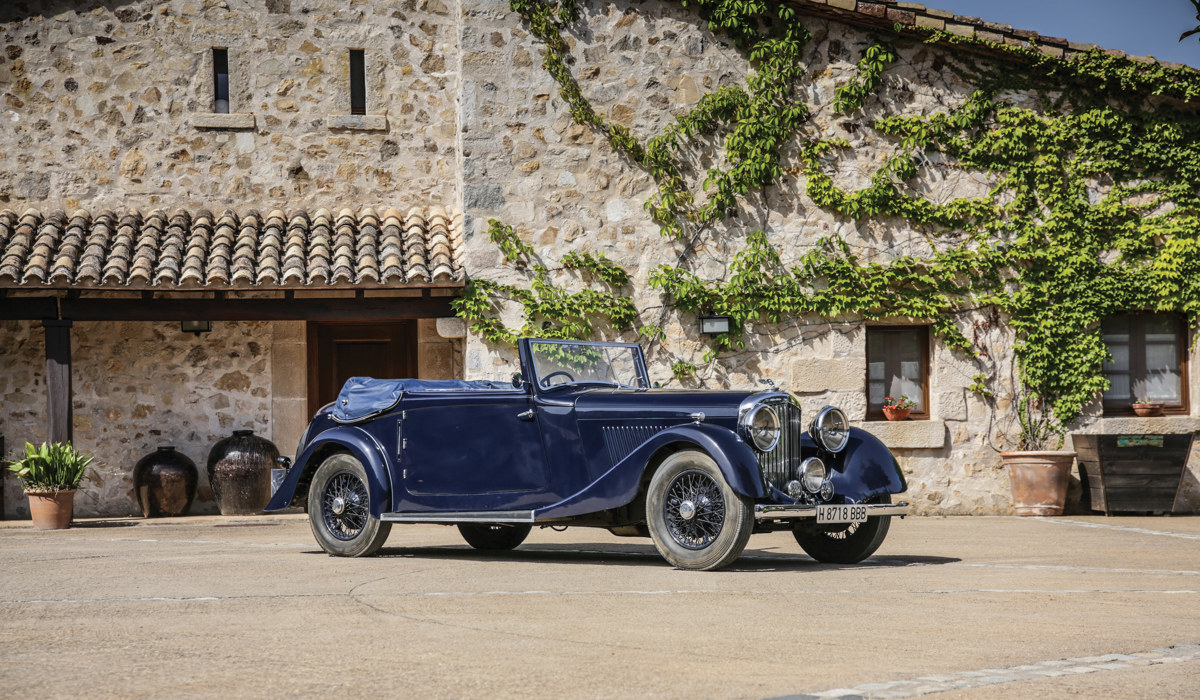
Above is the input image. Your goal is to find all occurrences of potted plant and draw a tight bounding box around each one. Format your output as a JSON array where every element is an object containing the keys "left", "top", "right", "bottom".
[
  {"left": 1131, "top": 397, "right": 1164, "bottom": 417},
  {"left": 6, "top": 442, "right": 94, "bottom": 530},
  {"left": 998, "top": 394, "right": 1076, "bottom": 516},
  {"left": 881, "top": 395, "right": 915, "bottom": 421}
]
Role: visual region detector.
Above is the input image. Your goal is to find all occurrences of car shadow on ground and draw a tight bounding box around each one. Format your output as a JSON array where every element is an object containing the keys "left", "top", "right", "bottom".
[{"left": 347, "top": 543, "right": 960, "bottom": 571}]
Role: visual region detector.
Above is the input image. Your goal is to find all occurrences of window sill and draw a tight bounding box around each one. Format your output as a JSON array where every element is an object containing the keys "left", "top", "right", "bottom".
[
  {"left": 853, "top": 420, "right": 946, "bottom": 449},
  {"left": 1079, "top": 415, "right": 1199, "bottom": 435},
  {"left": 329, "top": 114, "right": 388, "bottom": 131},
  {"left": 192, "top": 112, "right": 256, "bottom": 130}
]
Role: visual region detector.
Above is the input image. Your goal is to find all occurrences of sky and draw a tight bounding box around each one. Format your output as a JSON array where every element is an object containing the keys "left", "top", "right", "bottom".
[{"left": 921, "top": 0, "right": 1200, "bottom": 68}]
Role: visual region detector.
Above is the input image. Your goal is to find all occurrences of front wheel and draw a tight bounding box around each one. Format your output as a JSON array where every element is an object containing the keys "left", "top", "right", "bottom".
[
  {"left": 792, "top": 496, "right": 891, "bottom": 564},
  {"left": 645, "top": 450, "right": 753, "bottom": 571},
  {"left": 307, "top": 453, "right": 391, "bottom": 557},
  {"left": 458, "top": 523, "right": 532, "bottom": 550}
]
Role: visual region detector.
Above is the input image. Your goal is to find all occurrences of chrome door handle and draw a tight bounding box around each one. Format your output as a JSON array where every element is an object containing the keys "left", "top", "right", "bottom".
[{"left": 517, "top": 409, "right": 535, "bottom": 421}]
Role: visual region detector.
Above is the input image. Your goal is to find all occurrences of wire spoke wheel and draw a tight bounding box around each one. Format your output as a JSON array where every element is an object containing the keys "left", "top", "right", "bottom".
[
  {"left": 662, "top": 469, "right": 727, "bottom": 550},
  {"left": 307, "top": 453, "right": 391, "bottom": 557},
  {"left": 321, "top": 471, "right": 369, "bottom": 541},
  {"left": 645, "top": 451, "right": 753, "bottom": 571}
]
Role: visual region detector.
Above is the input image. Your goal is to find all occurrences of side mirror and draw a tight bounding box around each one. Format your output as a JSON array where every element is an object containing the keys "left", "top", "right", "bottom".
[{"left": 511, "top": 372, "right": 525, "bottom": 389}]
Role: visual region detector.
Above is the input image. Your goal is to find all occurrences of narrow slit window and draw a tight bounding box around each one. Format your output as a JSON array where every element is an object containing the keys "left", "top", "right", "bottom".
[
  {"left": 349, "top": 49, "right": 366, "bottom": 115},
  {"left": 212, "top": 48, "right": 230, "bottom": 114}
]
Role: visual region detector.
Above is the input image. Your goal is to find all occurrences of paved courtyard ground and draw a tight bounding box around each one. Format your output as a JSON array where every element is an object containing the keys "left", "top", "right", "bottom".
[{"left": 1, "top": 513, "right": 1198, "bottom": 699}]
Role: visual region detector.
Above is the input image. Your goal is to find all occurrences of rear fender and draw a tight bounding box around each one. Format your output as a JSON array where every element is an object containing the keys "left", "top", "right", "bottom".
[
  {"left": 264, "top": 427, "right": 392, "bottom": 517},
  {"left": 827, "top": 427, "right": 908, "bottom": 503},
  {"left": 536, "top": 423, "right": 764, "bottom": 520}
]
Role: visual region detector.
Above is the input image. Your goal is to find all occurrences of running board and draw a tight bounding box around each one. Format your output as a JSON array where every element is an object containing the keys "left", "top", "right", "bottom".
[{"left": 380, "top": 510, "right": 536, "bottom": 524}]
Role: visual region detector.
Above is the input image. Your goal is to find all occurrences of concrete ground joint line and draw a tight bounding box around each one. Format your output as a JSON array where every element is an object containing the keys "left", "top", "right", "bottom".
[
  {"left": 1030, "top": 517, "right": 1200, "bottom": 541},
  {"left": 783, "top": 644, "right": 1200, "bottom": 700}
]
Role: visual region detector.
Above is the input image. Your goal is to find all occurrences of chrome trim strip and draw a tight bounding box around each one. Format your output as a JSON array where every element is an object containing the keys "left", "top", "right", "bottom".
[
  {"left": 753, "top": 501, "right": 910, "bottom": 521},
  {"left": 380, "top": 510, "right": 536, "bottom": 523}
]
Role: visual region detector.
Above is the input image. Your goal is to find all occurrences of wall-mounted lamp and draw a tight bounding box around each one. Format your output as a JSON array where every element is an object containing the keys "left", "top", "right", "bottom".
[
  {"left": 699, "top": 315, "right": 732, "bottom": 336},
  {"left": 181, "top": 320, "right": 212, "bottom": 336}
]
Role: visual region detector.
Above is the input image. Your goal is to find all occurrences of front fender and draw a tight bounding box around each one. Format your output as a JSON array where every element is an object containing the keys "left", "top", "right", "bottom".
[
  {"left": 536, "top": 423, "right": 764, "bottom": 520},
  {"left": 828, "top": 427, "right": 908, "bottom": 503},
  {"left": 264, "top": 426, "right": 393, "bottom": 517}
]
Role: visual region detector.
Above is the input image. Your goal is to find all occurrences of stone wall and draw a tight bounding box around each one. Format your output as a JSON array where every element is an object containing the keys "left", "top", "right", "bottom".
[
  {"left": 456, "top": 0, "right": 1200, "bottom": 514},
  {"left": 0, "top": 0, "right": 460, "bottom": 212},
  {"left": 2, "top": 320, "right": 272, "bottom": 517},
  {"left": 0, "top": 317, "right": 461, "bottom": 517}
]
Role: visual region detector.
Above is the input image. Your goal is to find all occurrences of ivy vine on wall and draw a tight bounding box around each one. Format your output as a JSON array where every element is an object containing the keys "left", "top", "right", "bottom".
[{"left": 453, "top": 0, "right": 1200, "bottom": 448}]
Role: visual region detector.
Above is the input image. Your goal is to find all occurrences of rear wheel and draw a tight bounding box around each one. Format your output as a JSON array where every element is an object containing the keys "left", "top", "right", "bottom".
[
  {"left": 307, "top": 453, "right": 391, "bottom": 557},
  {"left": 458, "top": 523, "right": 532, "bottom": 550},
  {"left": 645, "top": 450, "right": 753, "bottom": 571},
  {"left": 792, "top": 495, "right": 891, "bottom": 564}
]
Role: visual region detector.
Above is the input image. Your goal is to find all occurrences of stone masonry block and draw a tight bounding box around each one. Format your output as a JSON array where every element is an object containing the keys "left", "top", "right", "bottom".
[
  {"left": 789, "top": 357, "right": 864, "bottom": 393},
  {"left": 826, "top": 0, "right": 856, "bottom": 10},
  {"left": 936, "top": 389, "right": 968, "bottom": 421},
  {"left": 436, "top": 317, "right": 467, "bottom": 338},
  {"left": 855, "top": 419, "right": 947, "bottom": 449},
  {"left": 191, "top": 112, "right": 256, "bottom": 130},
  {"left": 915, "top": 15, "right": 944, "bottom": 30},
  {"left": 944, "top": 23, "right": 975, "bottom": 37}
]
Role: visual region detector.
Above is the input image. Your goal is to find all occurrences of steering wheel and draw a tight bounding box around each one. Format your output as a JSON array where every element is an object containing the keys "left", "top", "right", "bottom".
[{"left": 540, "top": 370, "right": 576, "bottom": 387}]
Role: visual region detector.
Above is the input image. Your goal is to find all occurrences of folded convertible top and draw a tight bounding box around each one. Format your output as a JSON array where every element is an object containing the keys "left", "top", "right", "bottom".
[{"left": 331, "top": 377, "right": 516, "bottom": 423}]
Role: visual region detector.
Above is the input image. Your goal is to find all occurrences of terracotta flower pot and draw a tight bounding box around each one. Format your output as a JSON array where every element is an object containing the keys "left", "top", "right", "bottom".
[
  {"left": 882, "top": 406, "right": 911, "bottom": 421},
  {"left": 1131, "top": 403, "right": 1163, "bottom": 417},
  {"left": 26, "top": 489, "right": 77, "bottom": 530},
  {"left": 1000, "top": 451, "right": 1075, "bottom": 516}
]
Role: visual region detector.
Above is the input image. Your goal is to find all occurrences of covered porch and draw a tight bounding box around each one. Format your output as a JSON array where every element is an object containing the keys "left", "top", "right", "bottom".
[{"left": 0, "top": 207, "right": 466, "bottom": 518}]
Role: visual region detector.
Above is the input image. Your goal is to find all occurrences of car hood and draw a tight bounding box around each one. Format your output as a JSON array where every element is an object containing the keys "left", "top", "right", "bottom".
[{"left": 571, "top": 388, "right": 781, "bottom": 424}]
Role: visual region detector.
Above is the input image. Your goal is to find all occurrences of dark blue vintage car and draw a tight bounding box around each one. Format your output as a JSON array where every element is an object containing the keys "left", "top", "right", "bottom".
[{"left": 267, "top": 338, "right": 908, "bottom": 570}]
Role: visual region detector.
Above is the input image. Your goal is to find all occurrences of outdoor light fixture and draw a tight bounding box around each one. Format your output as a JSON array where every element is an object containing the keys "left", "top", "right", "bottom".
[
  {"left": 181, "top": 320, "right": 212, "bottom": 336},
  {"left": 699, "top": 315, "right": 733, "bottom": 335}
]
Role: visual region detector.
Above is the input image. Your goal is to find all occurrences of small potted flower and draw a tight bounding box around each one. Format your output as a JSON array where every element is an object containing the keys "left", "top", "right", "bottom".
[
  {"left": 6, "top": 442, "right": 94, "bottom": 530},
  {"left": 1131, "top": 397, "right": 1164, "bottom": 417},
  {"left": 882, "top": 395, "right": 916, "bottom": 421}
]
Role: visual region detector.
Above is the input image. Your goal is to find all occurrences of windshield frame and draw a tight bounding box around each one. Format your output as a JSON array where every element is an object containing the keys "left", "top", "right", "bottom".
[{"left": 522, "top": 339, "right": 651, "bottom": 393}]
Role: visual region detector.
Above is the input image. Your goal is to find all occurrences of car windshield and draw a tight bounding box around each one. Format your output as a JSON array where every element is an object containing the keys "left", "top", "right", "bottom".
[{"left": 530, "top": 341, "right": 647, "bottom": 390}]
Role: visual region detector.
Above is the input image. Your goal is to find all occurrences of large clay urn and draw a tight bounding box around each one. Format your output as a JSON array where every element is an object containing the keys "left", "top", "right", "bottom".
[
  {"left": 206, "top": 430, "right": 280, "bottom": 515},
  {"left": 134, "top": 446, "right": 198, "bottom": 517},
  {"left": 1000, "top": 451, "right": 1076, "bottom": 516}
]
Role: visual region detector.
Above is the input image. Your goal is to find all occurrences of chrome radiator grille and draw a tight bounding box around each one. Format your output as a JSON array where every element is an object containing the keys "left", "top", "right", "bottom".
[{"left": 756, "top": 399, "right": 802, "bottom": 492}]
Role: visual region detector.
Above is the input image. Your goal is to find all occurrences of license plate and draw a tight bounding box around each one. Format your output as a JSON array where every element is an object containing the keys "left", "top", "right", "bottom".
[{"left": 816, "top": 504, "right": 868, "bottom": 524}]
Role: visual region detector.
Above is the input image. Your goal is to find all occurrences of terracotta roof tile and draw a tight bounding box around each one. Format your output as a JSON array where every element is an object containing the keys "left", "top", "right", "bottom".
[
  {"left": 0, "top": 207, "right": 464, "bottom": 289},
  {"left": 790, "top": 0, "right": 1196, "bottom": 71}
]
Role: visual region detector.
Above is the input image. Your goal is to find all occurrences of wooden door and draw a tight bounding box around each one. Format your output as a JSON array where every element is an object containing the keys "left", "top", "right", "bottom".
[{"left": 307, "top": 321, "right": 418, "bottom": 416}]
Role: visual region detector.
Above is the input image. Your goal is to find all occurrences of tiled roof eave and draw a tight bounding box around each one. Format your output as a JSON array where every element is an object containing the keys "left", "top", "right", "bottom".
[
  {"left": 0, "top": 207, "right": 466, "bottom": 291},
  {"left": 790, "top": 0, "right": 1193, "bottom": 72}
]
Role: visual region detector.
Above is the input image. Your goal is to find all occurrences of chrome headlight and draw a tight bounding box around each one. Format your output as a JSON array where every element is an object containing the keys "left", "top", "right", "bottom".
[
  {"left": 740, "top": 402, "right": 781, "bottom": 452},
  {"left": 798, "top": 457, "right": 826, "bottom": 493},
  {"left": 809, "top": 405, "right": 849, "bottom": 453}
]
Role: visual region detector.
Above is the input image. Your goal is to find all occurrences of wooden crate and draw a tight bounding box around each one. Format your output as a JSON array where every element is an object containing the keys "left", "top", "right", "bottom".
[{"left": 1074, "top": 434, "right": 1194, "bottom": 515}]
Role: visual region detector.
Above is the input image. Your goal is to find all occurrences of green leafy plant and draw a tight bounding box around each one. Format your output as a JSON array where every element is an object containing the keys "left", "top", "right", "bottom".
[
  {"left": 474, "top": 0, "right": 1200, "bottom": 449},
  {"left": 7, "top": 442, "right": 94, "bottom": 493}
]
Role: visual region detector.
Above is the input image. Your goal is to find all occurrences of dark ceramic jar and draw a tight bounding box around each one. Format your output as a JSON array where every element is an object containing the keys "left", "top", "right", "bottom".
[
  {"left": 134, "top": 446, "right": 198, "bottom": 517},
  {"left": 206, "top": 430, "right": 280, "bottom": 515}
]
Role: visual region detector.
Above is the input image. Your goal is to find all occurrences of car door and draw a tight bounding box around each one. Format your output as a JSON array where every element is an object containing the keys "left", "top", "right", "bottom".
[{"left": 399, "top": 392, "right": 551, "bottom": 508}]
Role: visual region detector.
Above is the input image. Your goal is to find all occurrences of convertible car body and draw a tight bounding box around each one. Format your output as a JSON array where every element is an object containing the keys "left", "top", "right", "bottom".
[{"left": 267, "top": 338, "right": 909, "bottom": 570}]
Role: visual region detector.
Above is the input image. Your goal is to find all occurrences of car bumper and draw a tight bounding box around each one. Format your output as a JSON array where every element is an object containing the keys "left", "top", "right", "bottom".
[{"left": 754, "top": 501, "right": 910, "bottom": 520}]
